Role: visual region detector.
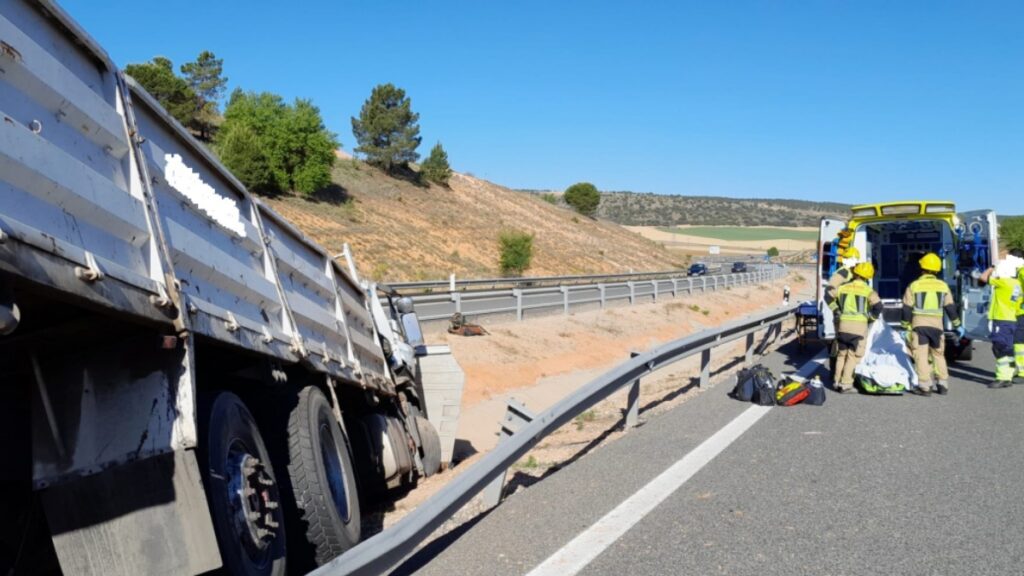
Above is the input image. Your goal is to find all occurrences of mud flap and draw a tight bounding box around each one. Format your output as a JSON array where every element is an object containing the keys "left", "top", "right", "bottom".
[{"left": 41, "top": 450, "right": 220, "bottom": 576}]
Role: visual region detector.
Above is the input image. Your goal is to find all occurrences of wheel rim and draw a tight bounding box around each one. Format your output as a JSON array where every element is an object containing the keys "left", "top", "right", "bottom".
[
  {"left": 318, "top": 416, "right": 352, "bottom": 524},
  {"left": 225, "top": 439, "right": 281, "bottom": 567}
]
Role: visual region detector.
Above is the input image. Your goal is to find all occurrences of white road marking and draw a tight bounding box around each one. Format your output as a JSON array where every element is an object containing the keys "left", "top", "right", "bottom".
[
  {"left": 524, "top": 405, "right": 770, "bottom": 576},
  {"left": 526, "top": 351, "right": 827, "bottom": 576}
]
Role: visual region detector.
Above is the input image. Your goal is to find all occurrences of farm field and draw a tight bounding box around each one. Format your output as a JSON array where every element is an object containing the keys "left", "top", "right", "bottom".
[
  {"left": 629, "top": 225, "right": 817, "bottom": 255},
  {"left": 657, "top": 226, "right": 818, "bottom": 242}
]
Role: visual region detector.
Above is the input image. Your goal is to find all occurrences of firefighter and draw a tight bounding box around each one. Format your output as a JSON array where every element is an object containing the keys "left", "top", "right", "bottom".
[
  {"left": 829, "top": 262, "right": 882, "bottom": 393},
  {"left": 825, "top": 246, "right": 860, "bottom": 373},
  {"left": 825, "top": 246, "right": 860, "bottom": 307},
  {"left": 978, "top": 256, "right": 1024, "bottom": 388},
  {"left": 902, "top": 253, "right": 963, "bottom": 396}
]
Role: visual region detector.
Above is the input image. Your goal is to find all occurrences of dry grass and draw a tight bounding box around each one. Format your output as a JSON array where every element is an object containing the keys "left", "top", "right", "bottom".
[{"left": 263, "top": 160, "right": 684, "bottom": 281}]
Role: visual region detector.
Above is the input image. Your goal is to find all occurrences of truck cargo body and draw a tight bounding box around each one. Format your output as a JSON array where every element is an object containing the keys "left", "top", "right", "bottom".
[{"left": 0, "top": 2, "right": 456, "bottom": 574}]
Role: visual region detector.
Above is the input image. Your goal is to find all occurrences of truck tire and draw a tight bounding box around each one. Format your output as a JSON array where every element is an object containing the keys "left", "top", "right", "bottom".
[
  {"left": 415, "top": 415, "right": 442, "bottom": 477},
  {"left": 199, "top": 392, "right": 287, "bottom": 576},
  {"left": 284, "top": 387, "right": 361, "bottom": 569}
]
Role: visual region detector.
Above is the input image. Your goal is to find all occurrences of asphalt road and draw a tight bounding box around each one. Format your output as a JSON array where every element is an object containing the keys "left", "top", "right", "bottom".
[{"left": 398, "top": 340, "right": 1024, "bottom": 576}]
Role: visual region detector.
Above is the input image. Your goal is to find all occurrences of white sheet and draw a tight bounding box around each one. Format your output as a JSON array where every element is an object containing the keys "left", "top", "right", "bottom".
[{"left": 854, "top": 320, "right": 919, "bottom": 389}]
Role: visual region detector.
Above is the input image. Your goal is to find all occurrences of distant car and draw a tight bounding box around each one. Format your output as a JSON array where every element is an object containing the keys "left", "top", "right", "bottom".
[
  {"left": 731, "top": 262, "right": 748, "bottom": 273},
  {"left": 688, "top": 263, "right": 708, "bottom": 276}
]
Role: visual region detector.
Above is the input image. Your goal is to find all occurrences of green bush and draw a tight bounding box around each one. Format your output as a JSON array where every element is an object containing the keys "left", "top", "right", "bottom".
[
  {"left": 216, "top": 90, "right": 338, "bottom": 196},
  {"left": 420, "top": 142, "right": 452, "bottom": 186},
  {"left": 499, "top": 230, "right": 534, "bottom": 276},
  {"left": 564, "top": 182, "right": 600, "bottom": 216},
  {"left": 540, "top": 193, "right": 558, "bottom": 204},
  {"left": 1001, "top": 217, "right": 1024, "bottom": 253},
  {"left": 767, "top": 246, "right": 780, "bottom": 257}
]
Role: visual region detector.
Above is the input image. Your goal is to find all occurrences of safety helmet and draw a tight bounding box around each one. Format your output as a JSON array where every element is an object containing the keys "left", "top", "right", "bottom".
[
  {"left": 919, "top": 252, "right": 942, "bottom": 273},
  {"left": 853, "top": 262, "right": 875, "bottom": 279},
  {"left": 840, "top": 246, "right": 860, "bottom": 261}
]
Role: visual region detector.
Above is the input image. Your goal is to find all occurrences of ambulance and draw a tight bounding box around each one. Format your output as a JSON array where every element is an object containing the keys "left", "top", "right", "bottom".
[{"left": 817, "top": 201, "right": 999, "bottom": 360}]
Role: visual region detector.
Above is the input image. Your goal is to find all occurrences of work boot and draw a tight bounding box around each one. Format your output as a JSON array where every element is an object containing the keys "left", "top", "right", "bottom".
[
  {"left": 911, "top": 387, "right": 932, "bottom": 397},
  {"left": 936, "top": 381, "right": 949, "bottom": 396},
  {"left": 989, "top": 380, "right": 1012, "bottom": 389}
]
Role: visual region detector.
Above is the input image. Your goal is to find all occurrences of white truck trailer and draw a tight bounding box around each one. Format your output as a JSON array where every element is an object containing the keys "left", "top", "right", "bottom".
[{"left": 0, "top": 2, "right": 462, "bottom": 574}]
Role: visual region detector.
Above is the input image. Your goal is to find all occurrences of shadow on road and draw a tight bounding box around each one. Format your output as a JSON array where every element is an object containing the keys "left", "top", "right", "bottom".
[{"left": 388, "top": 508, "right": 495, "bottom": 575}]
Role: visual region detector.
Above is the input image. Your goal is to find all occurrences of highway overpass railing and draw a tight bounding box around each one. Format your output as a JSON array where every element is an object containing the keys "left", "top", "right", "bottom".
[
  {"left": 309, "top": 302, "right": 799, "bottom": 576},
  {"left": 386, "top": 265, "right": 789, "bottom": 323}
]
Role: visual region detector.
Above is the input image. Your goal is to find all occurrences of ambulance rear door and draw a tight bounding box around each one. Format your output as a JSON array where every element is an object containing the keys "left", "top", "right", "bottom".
[
  {"left": 817, "top": 217, "right": 848, "bottom": 340},
  {"left": 958, "top": 210, "right": 999, "bottom": 341}
]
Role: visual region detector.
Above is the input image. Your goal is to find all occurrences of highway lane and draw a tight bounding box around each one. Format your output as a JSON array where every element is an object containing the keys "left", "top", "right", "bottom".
[{"left": 400, "top": 341, "right": 1024, "bottom": 575}]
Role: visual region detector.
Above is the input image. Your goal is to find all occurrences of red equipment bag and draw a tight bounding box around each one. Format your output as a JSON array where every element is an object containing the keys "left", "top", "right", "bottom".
[{"left": 775, "top": 380, "right": 810, "bottom": 406}]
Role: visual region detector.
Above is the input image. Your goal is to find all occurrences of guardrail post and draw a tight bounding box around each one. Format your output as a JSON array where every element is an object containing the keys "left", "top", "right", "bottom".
[
  {"left": 561, "top": 286, "right": 570, "bottom": 315},
  {"left": 482, "top": 399, "right": 536, "bottom": 508},
  {"left": 701, "top": 277, "right": 707, "bottom": 292},
  {"left": 598, "top": 283, "right": 606, "bottom": 308},
  {"left": 513, "top": 289, "right": 523, "bottom": 321},
  {"left": 628, "top": 281, "right": 635, "bottom": 304},
  {"left": 651, "top": 280, "right": 658, "bottom": 302},
  {"left": 451, "top": 291, "right": 462, "bottom": 314},
  {"left": 671, "top": 278, "right": 678, "bottom": 297},
  {"left": 626, "top": 351, "right": 641, "bottom": 429},
  {"left": 745, "top": 331, "right": 756, "bottom": 364},
  {"left": 687, "top": 278, "right": 693, "bottom": 294},
  {"left": 699, "top": 348, "right": 711, "bottom": 389}
]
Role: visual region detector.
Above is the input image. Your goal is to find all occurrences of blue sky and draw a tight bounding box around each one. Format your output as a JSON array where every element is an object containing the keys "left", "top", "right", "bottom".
[{"left": 61, "top": 1, "right": 1023, "bottom": 213}]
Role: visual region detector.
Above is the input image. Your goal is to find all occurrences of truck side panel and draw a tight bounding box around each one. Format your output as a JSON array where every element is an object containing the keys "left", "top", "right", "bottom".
[{"left": 0, "top": 2, "right": 169, "bottom": 323}]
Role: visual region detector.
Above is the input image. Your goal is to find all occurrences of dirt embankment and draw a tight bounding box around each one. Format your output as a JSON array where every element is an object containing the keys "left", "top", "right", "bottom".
[
  {"left": 375, "top": 271, "right": 809, "bottom": 530},
  {"left": 263, "top": 161, "right": 684, "bottom": 281}
]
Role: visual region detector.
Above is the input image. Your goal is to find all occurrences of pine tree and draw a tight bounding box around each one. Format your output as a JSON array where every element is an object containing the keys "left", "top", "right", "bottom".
[
  {"left": 125, "top": 57, "right": 196, "bottom": 127},
  {"left": 564, "top": 182, "right": 601, "bottom": 217},
  {"left": 351, "top": 83, "right": 421, "bottom": 173},
  {"left": 420, "top": 142, "right": 452, "bottom": 186},
  {"left": 180, "top": 51, "right": 228, "bottom": 141}
]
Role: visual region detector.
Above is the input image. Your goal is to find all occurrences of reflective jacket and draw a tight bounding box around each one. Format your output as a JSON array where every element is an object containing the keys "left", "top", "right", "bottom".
[
  {"left": 988, "top": 277, "right": 1022, "bottom": 322},
  {"left": 824, "top": 266, "right": 852, "bottom": 308},
  {"left": 830, "top": 279, "right": 881, "bottom": 335},
  {"left": 901, "top": 274, "right": 959, "bottom": 330}
]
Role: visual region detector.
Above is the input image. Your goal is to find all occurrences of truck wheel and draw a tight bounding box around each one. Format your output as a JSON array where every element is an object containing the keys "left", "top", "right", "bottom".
[
  {"left": 285, "top": 387, "right": 361, "bottom": 568},
  {"left": 200, "top": 392, "right": 287, "bottom": 576},
  {"left": 415, "top": 415, "right": 442, "bottom": 477}
]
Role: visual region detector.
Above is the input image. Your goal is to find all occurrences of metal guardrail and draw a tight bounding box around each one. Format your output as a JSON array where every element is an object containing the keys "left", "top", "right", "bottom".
[
  {"left": 310, "top": 302, "right": 799, "bottom": 576},
  {"left": 396, "top": 266, "right": 788, "bottom": 323},
  {"left": 386, "top": 264, "right": 776, "bottom": 293}
]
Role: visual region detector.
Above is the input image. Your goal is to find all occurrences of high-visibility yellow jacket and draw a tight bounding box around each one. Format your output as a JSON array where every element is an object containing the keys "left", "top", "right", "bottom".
[
  {"left": 988, "top": 277, "right": 1022, "bottom": 322},
  {"left": 901, "top": 274, "right": 960, "bottom": 330},
  {"left": 830, "top": 279, "right": 882, "bottom": 336}
]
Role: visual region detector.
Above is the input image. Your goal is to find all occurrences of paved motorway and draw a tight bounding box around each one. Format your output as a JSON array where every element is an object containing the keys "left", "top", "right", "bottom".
[{"left": 398, "top": 340, "right": 1024, "bottom": 575}]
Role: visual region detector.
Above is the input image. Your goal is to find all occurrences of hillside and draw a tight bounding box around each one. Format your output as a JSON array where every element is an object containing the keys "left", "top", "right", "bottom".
[
  {"left": 263, "top": 161, "right": 684, "bottom": 282},
  {"left": 593, "top": 192, "right": 849, "bottom": 227}
]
